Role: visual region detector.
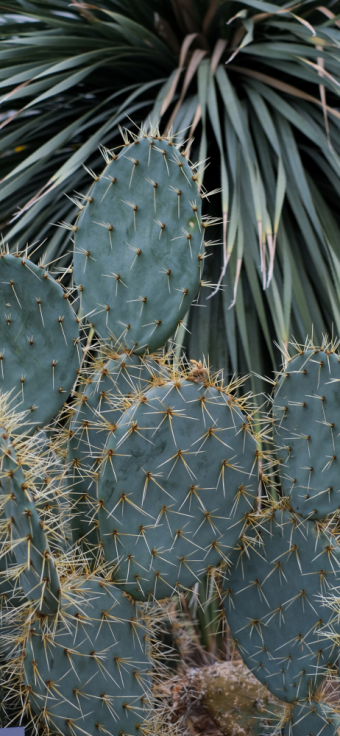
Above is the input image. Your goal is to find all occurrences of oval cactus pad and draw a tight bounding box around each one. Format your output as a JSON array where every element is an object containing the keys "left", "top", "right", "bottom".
[
  {"left": 98, "top": 379, "right": 259, "bottom": 600},
  {"left": 73, "top": 134, "right": 202, "bottom": 353},
  {"left": 224, "top": 508, "right": 340, "bottom": 702},
  {"left": 0, "top": 428, "right": 60, "bottom": 614},
  {"left": 273, "top": 348, "right": 340, "bottom": 519},
  {"left": 24, "top": 578, "right": 151, "bottom": 735},
  {"left": 68, "top": 352, "right": 152, "bottom": 547},
  {"left": 0, "top": 254, "right": 79, "bottom": 432}
]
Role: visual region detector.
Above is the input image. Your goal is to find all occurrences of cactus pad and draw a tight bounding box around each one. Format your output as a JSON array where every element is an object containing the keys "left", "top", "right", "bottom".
[
  {"left": 284, "top": 700, "right": 340, "bottom": 735},
  {"left": 0, "top": 428, "right": 60, "bottom": 614},
  {"left": 67, "top": 352, "right": 164, "bottom": 548},
  {"left": 24, "top": 578, "right": 152, "bottom": 736},
  {"left": 223, "top": 507, "right": 340, "bottom": 702},
  {"left": 273, "top": 348, "right": 340, "bottom": 519},
  {"left": 0, "top": 254, "right": 79, "bottom": 433},
  {"left": 73, "top": 135, "right": 202, "bottom": 353},
  {"left": 27, "top": 430, "right": 71, "bottom": 553},
  {"left": 98, "top": 378, "right": 259, "bottom": 600}
]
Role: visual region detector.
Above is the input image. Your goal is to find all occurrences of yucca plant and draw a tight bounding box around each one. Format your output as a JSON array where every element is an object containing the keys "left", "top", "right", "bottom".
[{"left": 1, "top": 0, "right": 340, "bottom": 388}]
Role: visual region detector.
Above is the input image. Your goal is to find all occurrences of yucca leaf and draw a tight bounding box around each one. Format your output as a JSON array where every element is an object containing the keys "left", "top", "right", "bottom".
[{"left": 1, "top": 0, "right": 340, "bottom": 400}]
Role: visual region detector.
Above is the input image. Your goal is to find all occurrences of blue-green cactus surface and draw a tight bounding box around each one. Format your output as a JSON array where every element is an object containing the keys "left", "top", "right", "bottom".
[
  {"left": 0, "top": 254, "right": 79, "bottom": 433},
  {"left": 67, "top": 352, "right": 166, "bottom": 548},
  {"left": 285, "top": 699, "right": 340, "bottom": 735},
  {"left": 273, "top": 348, "right": 340, "bottom": 519},
  {"left": 98, "top": 378, "right": 259, "bottom": 600},
  {"left": 0, "top": 428, "right": 60, "bottom": 614},
  {"left": 28, "top": 430, "right": 71, "bottom": 553},
  {"left": 224, "top": 507, "right": 340, "bottom": 702},
  {"left": 73, "top": 135, "right": 202, "bottom": 353},
  {"left": 24, "top": 578, "right": 152, "bottom": 736}
]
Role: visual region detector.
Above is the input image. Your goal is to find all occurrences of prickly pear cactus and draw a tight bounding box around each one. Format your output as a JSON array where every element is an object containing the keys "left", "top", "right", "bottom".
[
  {"left": 0, "top": 403, "right": 168, "bottom": 736},
  {"left": 283, "top": 699, "right": 340, "bottom": 735},
  {"left": 67, "top": 350, "right": 170, "bottom": 549},
  {"left": 223, "top": 506, "right": 340, "bottom": 703},
  {"left": 26, "top": 430, "right": 71, "bottom": 552},
  {"left": 0, "top": 427, "right": 61, "bottom": 614},
  {"left": 3, "top": 119, "right": 340, "bottom": 736},
  {"left": 273, "top": 346, "right": 340, "bottom": 519},
  {"left": 73, "top": 133, "right": 203, "bottom": 353},
  {"left": 98, "top": 372, "right": 260, "bottom": 600},
  {"left": 23, "top": 578, "right": 152, "bottom": 736},
  {"left": 0, "top": 253, "right": 79, "bottom": 433}
]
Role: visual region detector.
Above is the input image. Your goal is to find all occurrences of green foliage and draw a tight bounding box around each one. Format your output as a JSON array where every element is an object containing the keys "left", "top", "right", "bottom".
[
  {"left": 273, "top": 346, "right": 340, "bottom": 519},
  {"left": 98, "top": 377, "right": 259, "bottom": 600},
  {"left": 1, "top": 1, "right": 340, "bottom": 384},
  {"left": 223, "top": 507, "right": 340, "bottom": 702},
  {"left": 0, "top": 254, "right": 79, "bottom": 433},
  {"left": 193, "top": 574, "right": 224, "bottom": 656},
  {"left": 74, "top": 135, "right": 202, "bottom": 352}
]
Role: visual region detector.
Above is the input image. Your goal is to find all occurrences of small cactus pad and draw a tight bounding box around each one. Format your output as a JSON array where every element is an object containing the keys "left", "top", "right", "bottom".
[
  {"left": 223, "top": 507, "right": 340, "bottom": 702},
  {"left": 284, "top": 700, "right": 340, "bottom": 735},
  {"left": 73, "top": 135, "right": 202, "bottom": 353},
  {"left": 67, "top": 353, "right": 163, "bottom": 547},
  {"left": 24, "top": 578, "right": 152, "bottom": 735},
  {"left": 0, "top": 429, "right": 60, "bottom": 614},
  {"left": 0, "top": 254, "right": 79, "bottom": 433},
  {"left": 273, "top": 348, "right": 340, "bottom": 519},
  {"left": 98, "top": 379, "right": 259, "bottom": 600}
]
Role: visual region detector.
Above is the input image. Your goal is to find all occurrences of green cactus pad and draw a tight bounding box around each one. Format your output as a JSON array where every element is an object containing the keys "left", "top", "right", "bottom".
[
  {"left": 98, "top": 379, "right": 259, "bottom": 600},
  {"left": 285, "top": 700, "right": 340, "bottom": 735},
  {"left": 27, "top": 430, "right": 71, "bottom": 554},
  {"left": 67, "top": 353, "right": 165, "bottom": 548},
  {"left": 73, "top": 135, "right": 202, "bottom": 353},
  {"left": 24, "top": 578, "right": 151, "bottom": 736},
  {"left": 0, "top": 429, "right": 60, "bottom": 614},
  {"left": 223, "top": 507, "right": 340, "bottom": 703},
  {"left": 273, "top": 348, "right": 340, "bottom": 519},
  {"left": 0, "top": 254, "right": 79, "bottom": 433}
]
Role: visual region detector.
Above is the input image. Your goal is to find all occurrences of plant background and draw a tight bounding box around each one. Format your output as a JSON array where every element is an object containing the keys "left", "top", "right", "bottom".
[{"left": 2, "top": 0, "right": 340, "bottom": 394}]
